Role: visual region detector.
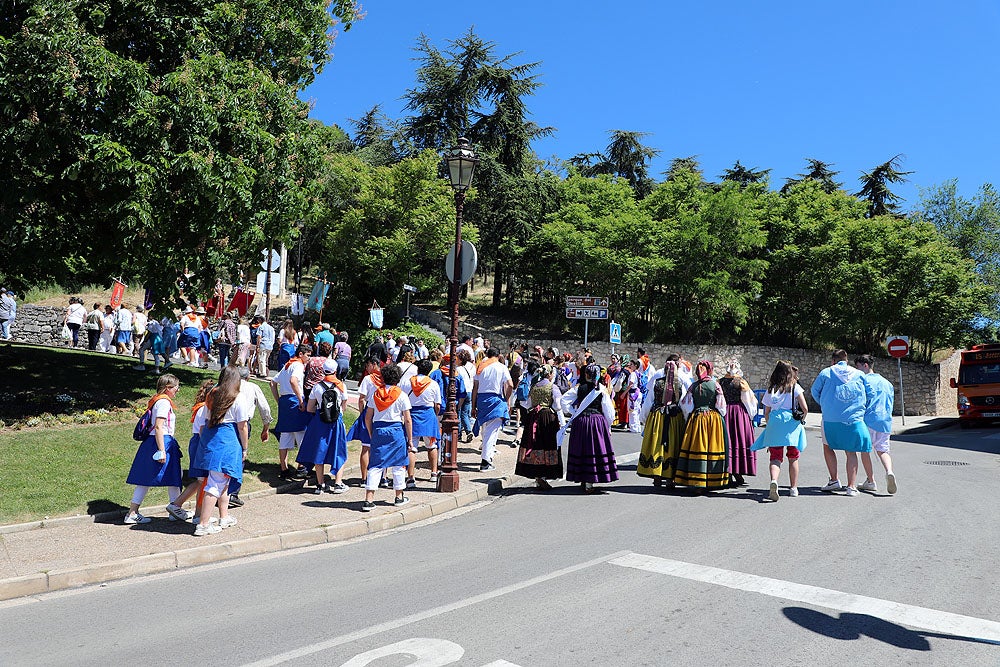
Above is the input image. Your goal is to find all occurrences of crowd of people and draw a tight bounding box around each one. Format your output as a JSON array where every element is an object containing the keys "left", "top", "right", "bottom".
[{"left": 121, "top": 321, "right": 898, "bottom": 533}]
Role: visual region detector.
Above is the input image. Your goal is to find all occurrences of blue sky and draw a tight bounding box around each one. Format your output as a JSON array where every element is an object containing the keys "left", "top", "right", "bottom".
[{"left": 304, "top": 1, "right": 1000, "bottom": 210}]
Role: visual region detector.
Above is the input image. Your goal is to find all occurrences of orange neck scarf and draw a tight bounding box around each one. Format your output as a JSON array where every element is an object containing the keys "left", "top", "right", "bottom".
[
  {"left": 284, "top": 358, "right": 304, "bottom": 371},
  {"left": 147, "top": 392, "right": 175, "bottom": 411},
  {"left": 368, "top": 370, "right": 385, "bottom": 389},
  {"left": 190, "top": 401, "right": 206, "bottom": 423},
  {"left": 373, "top": 386, "right": 402, "bottom": 411},
  {"left": 410, "top": 375, "right": 432, "bottom": 396},
  {"left": 476, "top": 357, "right": 499, "bottom": 374},
  {"left": 321, "top": 375, "right": 345, "bottom": 394}
]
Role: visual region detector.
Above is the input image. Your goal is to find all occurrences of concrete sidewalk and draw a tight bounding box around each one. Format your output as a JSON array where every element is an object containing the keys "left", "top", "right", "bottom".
[
  {"left": 798, "top": 412, "right": 954, "bottom": 436},
  {"left": 0, "top": 433, "right": 527, "bottom": 601}
]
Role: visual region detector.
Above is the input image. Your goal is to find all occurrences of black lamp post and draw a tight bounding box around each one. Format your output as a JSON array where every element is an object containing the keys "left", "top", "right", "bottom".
[{"left": 438, "top": 137, "right": 478, "bottom": 493}]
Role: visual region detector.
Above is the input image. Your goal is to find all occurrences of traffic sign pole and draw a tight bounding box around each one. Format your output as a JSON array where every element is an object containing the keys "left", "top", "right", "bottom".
[
  {"left": 584, "top": 319, "right": 589, "bottom": 348},
  {"left": 898, "top": 358, "right": 906, "bottom": 426}
]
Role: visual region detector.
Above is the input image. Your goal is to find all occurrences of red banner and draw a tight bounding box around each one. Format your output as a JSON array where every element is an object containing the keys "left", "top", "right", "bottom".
[{"left": 109, "top": 280, "right": 126, "bottom": 309}]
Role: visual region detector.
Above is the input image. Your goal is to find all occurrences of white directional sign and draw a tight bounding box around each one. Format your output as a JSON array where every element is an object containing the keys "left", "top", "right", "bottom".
[
  {"left": 566, "top": 307, "right": 609, "bottom": 320},
  {"left": 566, "top": 295, "right": 609, "bottom": 308},
  {"left": 256, "top": 271, "right": 281, "bottom": 295}
]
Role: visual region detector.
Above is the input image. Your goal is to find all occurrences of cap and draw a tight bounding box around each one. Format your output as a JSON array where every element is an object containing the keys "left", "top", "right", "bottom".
[{"left": 322, "top": 359, "right": 338, "bottom": 374}]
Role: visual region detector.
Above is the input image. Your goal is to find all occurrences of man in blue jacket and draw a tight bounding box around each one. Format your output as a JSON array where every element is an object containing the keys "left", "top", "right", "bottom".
[
  {"left": 810, "top": 349, "right": 873, "bottom": 496},
  {"left": 855, "top": 354, "right": 897, "bottom": 495}
]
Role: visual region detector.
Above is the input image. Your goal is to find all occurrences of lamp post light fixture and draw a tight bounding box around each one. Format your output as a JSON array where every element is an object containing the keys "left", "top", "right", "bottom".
[{"left": 438, "top": 137, "right": 478, "bottom": 493}]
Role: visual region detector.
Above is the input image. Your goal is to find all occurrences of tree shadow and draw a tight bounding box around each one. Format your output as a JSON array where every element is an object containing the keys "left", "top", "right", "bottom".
[
  {"left": 242, "top": 461, "right": 300, "bottom": 489},
  {"left": 783, "top": 607, "right": 999, "bottom": 648},
  {"left": 897, "top": 422, "right": 1000, "bottom": 454}
]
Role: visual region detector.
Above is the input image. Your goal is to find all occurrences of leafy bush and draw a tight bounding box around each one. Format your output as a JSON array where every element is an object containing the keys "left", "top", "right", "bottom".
[{"left": 348, "top": 322, "right": 445, "bottom": 378}]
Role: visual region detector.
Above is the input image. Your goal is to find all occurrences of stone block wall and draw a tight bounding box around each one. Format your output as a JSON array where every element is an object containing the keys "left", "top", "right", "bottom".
[
  {"left": 409, "top": 306, "right": 957, "bottom": 416},
  {"left": 7, "top": 306, "right": 78, "bottom": 348}
]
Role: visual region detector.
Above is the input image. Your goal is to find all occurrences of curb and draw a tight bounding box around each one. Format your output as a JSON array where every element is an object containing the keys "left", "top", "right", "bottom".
[{"left": 0, "top": 475, "right": 518, "bottom": 602}]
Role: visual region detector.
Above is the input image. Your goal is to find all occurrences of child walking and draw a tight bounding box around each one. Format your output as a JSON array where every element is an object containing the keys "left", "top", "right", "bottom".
[
  {"left": 124, "top": 374, "right": 184, "bottom": 524},
  {"left": 751, "top": 361, "right": 808, "bottom": 501},
  {"left": 362, "top": 363, "right": 412, "bottom": 511}
]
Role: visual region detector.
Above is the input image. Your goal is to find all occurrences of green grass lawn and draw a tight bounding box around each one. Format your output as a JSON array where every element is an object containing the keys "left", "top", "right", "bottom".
[{"left": 0, "top": 343, "right": 357, "bottom": 524}]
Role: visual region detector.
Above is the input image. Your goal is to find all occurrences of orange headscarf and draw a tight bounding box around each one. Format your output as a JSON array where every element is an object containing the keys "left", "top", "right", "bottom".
[{"left": 372, "top": 386, "right": 402, "bottom": 411}]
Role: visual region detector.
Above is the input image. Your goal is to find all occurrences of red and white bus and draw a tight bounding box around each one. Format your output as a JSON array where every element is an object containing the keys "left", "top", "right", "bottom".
[{"left": 950, "top": 344, "right": 1000, "bottom": 427}]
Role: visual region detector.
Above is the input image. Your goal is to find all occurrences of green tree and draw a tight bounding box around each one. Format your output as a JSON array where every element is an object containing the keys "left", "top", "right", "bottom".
[
  {"left": 916, "top": 180, "right": 1000, "bottom": 327},
  {"left": 781, "top": 158, "right": 841, "bottom": 194},
  {"left": 721, "top": 160, "right": 771, "bottom": 188},
  {"left": 570, "top": 130, "right": 660, "bottom": 198},
  {"left": 0, "top": 0, "right": 357, "bottom": 305},
  {"left": 856, "top": 154, "right": 912, "bottom": 218}
]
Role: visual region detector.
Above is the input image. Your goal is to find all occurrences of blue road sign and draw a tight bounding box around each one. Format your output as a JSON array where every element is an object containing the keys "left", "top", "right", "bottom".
[{"left": 610, "top": 322, "right": 622, "bottom": 345}]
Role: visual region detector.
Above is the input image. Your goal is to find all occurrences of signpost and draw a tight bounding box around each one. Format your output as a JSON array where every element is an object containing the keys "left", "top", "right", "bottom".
[
  {"left": 445, "top": 240, "right": 478, "bottom": 285},
  {"left": 610, "top": 321, "right": 622, "bottom": 355},
  {"left": 886, "top": 335, "right": 909, "bottom": 425},
  {"left": 402, "top": 284, "right": 417, "bottom": 323},
  {"left": 565, "top": 296, "right": 609, "bottom": 346}
]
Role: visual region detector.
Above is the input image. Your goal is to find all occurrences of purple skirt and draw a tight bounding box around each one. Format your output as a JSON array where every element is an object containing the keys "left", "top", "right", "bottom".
[
  {"left": 725, "top": 403, "right": 757, "bottom": 476},
  {"left": 565, "top": 412, "right": 618, "bottom": 484}
]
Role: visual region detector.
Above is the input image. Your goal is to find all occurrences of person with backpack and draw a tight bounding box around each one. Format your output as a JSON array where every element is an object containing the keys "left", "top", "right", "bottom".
[
  {"left": 124, "top": 374, "right": 185, "bottom": 525},
  {"left": 404, "top": 359, "right": 442, "bottom": 485},
  {"left": 297, "top": 359, "right": 349, "bottom": 494}
]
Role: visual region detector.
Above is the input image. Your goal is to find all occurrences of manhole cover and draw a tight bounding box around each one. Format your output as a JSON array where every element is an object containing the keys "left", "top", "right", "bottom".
[{"left": 923, "top": 460, "right": 970, "bottom": 466}]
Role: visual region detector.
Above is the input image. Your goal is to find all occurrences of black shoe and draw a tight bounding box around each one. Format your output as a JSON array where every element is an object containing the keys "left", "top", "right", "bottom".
[
  {"left": 313, "top": 484, "right": 326, "bottom": 495},
  {"left": 480, "top": 460, "right": 495, "bottom": 471},
  {"left": 293, "top": 467, "right": 309, "bottom": 480},
  {"left": 228, "top": 494, "right": 244, "bottom": 508},
  {"left": 361, "top": 501, "right": 375, "bottom": 512}
]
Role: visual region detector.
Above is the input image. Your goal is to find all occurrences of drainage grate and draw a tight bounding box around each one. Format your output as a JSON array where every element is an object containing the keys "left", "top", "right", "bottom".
[{"left": 923, "top": 460, "right": 970, "bottom": 466}]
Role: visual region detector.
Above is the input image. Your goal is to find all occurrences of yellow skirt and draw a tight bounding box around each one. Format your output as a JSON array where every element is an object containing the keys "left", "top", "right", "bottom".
[
  {"left": 673, "top": 409, "right": 730, "bottom": 489},
  {"left": 637, "top": 409, "right": 667, "bottom": 478}
]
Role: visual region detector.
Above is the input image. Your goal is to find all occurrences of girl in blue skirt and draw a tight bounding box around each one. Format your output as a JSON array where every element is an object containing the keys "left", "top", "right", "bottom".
[
  {"left": 298, "top": 359, "right": 349, "bottom": 493},
  {"left": 124, "top": 374, "right": 183, "bottom": 524},
  {"left": 751, "top": 361, "right": 808, "bottom": 501},
  {"left": 362, "top": 363, "right": 412, "bottom": 511}
]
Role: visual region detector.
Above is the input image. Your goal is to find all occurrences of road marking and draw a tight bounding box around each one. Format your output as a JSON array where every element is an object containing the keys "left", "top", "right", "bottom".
[
  {"left": 985, "top": 432, "right": 1000, "bottom": 440},
  {"left": 617, "top": 452, "right": 640, "bottom": 464},
  {"left": 610, "top": 553, "right": 1000, "bottom": 643},
  {"left": 243, "top": 550, "right": 629, "bottom": 666}
]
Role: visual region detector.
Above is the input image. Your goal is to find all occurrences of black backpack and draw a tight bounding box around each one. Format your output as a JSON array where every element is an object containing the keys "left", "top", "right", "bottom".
[{"left": 318, "top": 382, "right": 341, "bottom": 423}]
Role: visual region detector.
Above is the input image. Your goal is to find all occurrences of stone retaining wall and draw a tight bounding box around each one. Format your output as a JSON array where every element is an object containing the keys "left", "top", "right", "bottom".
[{"left": 410, "top": 306, "right": 960, "bottom": 417}]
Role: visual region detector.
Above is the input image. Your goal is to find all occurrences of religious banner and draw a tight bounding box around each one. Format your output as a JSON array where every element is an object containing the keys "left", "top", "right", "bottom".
[
  {"left": 369, "top": 300, "right": 384, "bottom": 329},
  {"left": 110, "top": 279, "right": 126, "bottom": 309},
  {"left": 290, "top": 293, "right": 305, "bottom": 316},
  {"left": 226, "top": 289, "right": 255, "bottom": 317},
  {"left": 305, "top": 278, "right": 329, "bottom": 312}
]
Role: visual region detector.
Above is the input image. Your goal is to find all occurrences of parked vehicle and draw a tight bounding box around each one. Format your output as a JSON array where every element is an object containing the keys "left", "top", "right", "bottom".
[{"left": 950, "top": 344, "right": 1000, "bottom": 427}]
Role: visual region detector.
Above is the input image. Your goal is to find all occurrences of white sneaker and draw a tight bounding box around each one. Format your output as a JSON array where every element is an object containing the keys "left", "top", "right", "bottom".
[
  {"left": 193, "top": 523, "right": 222, "bottom": 536},
  {"left": 844, "top": 486, "right": 859, "bottom": 497},
  {"left": 858, "top": 479, "right": 878, "bottom": 492},
  {"left": 123, "top": 512, "right": 151, "bottom": 525},
  {"left": 789, "top": 487, "right": 799, "bottom": 497},
  {"left": 166, "top": 503, "right": 192, "bottom": 521},
  {"left": 886, "top": 472, "right": 897, "bottom": 495},
  {"left": 768, "top": 481, "right": 779, "bottom": 502},
  {"left": 219, "top": 516, "right": 238, "bottom": 529},
  {"left": 821, "top": 479, "right": 843, "bottom": 492}
]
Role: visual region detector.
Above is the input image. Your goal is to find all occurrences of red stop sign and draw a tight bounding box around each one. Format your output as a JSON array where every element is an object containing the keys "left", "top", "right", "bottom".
[{"left": 887, "top": 337, "right": 909, "bottom": 358}]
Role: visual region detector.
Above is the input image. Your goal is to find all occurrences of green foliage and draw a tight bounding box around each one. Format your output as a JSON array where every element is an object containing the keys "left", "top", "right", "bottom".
[
  {"left": 348, "top": 322, "right": 445, "bottom": 377},
  {"left": 856, "top": 154, "right": 913, "bottom": 218}
]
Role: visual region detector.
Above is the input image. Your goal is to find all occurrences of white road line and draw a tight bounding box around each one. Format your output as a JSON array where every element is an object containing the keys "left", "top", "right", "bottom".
[
  {"left": 617, "top": 452, "right": 640, "bottom": 465},
  {"left": 985, "top": 432, "right": 1000, "bottom": 440},
  {"left": 242, "top": 550, "right": 630, "bottom": 667},
  {"left": 610, "top": 553, "right": 1000, "bottom": 643}
]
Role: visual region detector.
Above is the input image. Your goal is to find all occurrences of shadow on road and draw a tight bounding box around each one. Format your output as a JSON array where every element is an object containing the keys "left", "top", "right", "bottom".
[
  {"left": 896, "top": 423, "right": 1000, "bottom": 455},
  {"left": 783, "top": 606, "right": 999, "bottom": 649}
]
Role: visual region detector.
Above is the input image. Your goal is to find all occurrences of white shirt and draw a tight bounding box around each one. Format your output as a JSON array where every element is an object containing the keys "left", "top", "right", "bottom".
[
  {"left": 358, "top": 374, "right": 381, "bottom": 406},
  {"left": 559, "top": 385, "right": 616, "bottom": 423},
  {"left": 181, "top": 312, "right": 203, "bottom": 331},
  {"left": 132, "top": 311, "right": 147, "bottom": 333},
  {"left": 369, "top": 388, "right": 412, "bottom": 423},
  {"left": 415, "top": 344, "right": 429, "bottom": 360},
  {"left": 406, "top": 375, "right": 442, "bottom": 409},
  {"left": 764, "top": 384, "right": 804, "bottom": 411},
  {"left": 217, "top": 393, "right": 251, "bottom": 424},
  {"left": 309, "top": 379, "right": 346, "bottom": 405},
  {"left": 457, "top": 343, "right": 475, "bottom": 359},
  {"left": 150, "top": 398, "right": 176, "bottom": 437},
  {"left": 116, "top": 308, "right": 132, "bottom": 330},
  {"left": 397, "top": 361, "right": 418, "bottom": 385},
  {"left": 237, "top": 324, "right": 251, "bottom": 344},
  {"left": 192, "top": 405, "right": 207, "bottom": 435},
  {"left": 240, "top": 380, "right": 273, "bottom": 425},
  {"left": 275, "top": 360, "right": 305, "bottom": 396},
  {"left": 66, "top": 303, "right": 87, "bottom": 325},
  {"left": 475, "top": 360, "right": 512, "bottom": 395},
  {"left": 458, "top": 362, "right": 475, "bottom": 391}
]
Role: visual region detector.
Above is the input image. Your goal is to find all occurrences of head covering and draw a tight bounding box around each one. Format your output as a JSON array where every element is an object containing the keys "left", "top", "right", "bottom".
[
  {"left": 322, "top": 358, "right": 338, "bottom": 374},
  {"left": 196, "top": 306, "right": 206, "bottom": 315},
  {"left": 725, "top": 360, "right": 743, "bottom": 377},
  {"left": 536, "top": 363, "right": 554, "bottom": 380},
  {"left": 696, "top": 359, "right": 714, "bottom": 381},
  {"left": 619, "top": 354, "right": 631, "bottom": 366},
  {"left": 663, "top": 361, "right": 677, "bottom": 405}
]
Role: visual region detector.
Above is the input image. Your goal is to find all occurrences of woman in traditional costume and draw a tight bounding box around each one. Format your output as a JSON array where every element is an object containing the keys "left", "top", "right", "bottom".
[
  {"left": 560, "top": 363, "right": 618, "bottom": 493},
  {"left": 673, "top": 360, "right": 730, "bottom": 491},
  {"left": 751, "top": 360, "right": 808, "bottom": 501},
  {"left": 637, "top": 359, "right": 685, "bottom": 487},
  {"left": 514, "top": 364, "right": 564, "bottom": 489},
  {"left": 719, "top": 360, "right": 759, "bottom": 487}
]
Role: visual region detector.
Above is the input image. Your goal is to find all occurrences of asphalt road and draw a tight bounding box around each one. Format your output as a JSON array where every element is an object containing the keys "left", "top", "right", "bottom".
[{"left": 3, "top": 424, "right": 999, "bottom": 666}]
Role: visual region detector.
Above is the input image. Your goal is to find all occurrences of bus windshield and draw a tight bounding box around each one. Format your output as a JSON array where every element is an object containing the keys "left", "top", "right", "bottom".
[{"left": 959, "top": 363, "right": 1000, "bottom": 385}]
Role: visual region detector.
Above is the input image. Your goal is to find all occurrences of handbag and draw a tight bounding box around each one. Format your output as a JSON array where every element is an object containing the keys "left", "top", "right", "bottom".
[{"left": 790, "top": 387, "right": 806, "bottom": 423}]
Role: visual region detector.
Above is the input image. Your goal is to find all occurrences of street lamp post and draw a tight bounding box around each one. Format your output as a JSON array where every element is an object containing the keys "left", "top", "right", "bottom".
[{"left": 438, "top": 137, "right": 478, "bottom": 493}]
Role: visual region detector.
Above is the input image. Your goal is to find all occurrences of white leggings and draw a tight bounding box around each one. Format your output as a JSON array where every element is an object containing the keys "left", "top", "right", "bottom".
[
  {"left": 480, "top": 418, "right": 504, "bottom": 463},
  {"left": 131, "top": 485, "right": 180, "bottom": 506},
  {"left": 366, "top": 466, "right": 405, "bottom": 491}
]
